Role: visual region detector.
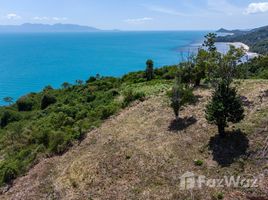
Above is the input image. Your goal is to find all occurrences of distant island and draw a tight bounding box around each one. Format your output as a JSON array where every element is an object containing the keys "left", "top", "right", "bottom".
[
  {"left": 0, "top": 23, "right": 105, "bottom": 32},
  {"left": 216, "top": 25, "right": 268, "bottom": 54}
]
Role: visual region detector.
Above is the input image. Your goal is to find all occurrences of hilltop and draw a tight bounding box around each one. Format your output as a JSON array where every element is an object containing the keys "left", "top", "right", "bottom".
[
  {"left": 0, "top": 79, "right": 267, "bottom": 199},
  {"left": 216, "top": 25, "right": 268, "bottom": 54}
]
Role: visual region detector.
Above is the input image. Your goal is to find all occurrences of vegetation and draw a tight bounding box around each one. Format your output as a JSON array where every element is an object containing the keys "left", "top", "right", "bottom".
[
  {"left": 216, "top": 25, "right": 268, "bottom": 54},
  {"left": 0, "top": 32, "right": 267, "bottom": 188},
  {"left": 145, "top": 59, "right": 154, "bottom": 81},
  {"left": 205, "top": 80, "right": 245, "bottom": 136},
  {"left": 170, "top": 77, "right": 195, "bottom": 120}
]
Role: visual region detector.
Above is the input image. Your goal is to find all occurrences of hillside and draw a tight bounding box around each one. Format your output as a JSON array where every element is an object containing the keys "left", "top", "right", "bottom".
[
  {"left": 216, "top": 25, "right": 268, "bottom": 54},
  {"left": 0, "top": 80, "right": 267, "bottom": 200},
  {"left": 0, "top": 23, "right": 101, "bottom": 32}
]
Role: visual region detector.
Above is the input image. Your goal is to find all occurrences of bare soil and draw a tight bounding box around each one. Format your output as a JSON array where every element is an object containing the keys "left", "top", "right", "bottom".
[{"left": 1, "top": 80, "right": 268, "bottom": 200}]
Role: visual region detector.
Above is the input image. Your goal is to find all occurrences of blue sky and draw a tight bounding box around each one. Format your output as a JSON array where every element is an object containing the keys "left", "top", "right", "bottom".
[{"left": 0, "top": 0, "right": 267, "bottom": 30}]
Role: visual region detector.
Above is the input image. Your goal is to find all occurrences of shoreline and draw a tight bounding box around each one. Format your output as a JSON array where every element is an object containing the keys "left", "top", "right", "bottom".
[{"left": 216, "top": 42, "right": 259, "bottom": 59}]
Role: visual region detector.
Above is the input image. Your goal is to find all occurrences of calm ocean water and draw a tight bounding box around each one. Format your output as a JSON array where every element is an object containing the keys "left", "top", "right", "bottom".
[{"left": 0, "top": 31, "right": 208, "bottom": 104}]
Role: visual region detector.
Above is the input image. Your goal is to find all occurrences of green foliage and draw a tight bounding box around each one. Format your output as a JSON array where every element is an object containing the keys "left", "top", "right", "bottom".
[
  {"left": 0, "top": 109, "right": 21, "bottom": 128},
  {"left": 0, "top": 162, "right": 19, "bottom": 184},
  {"left": 206, "top": 80, "right": 244, "bottom": 136},
  {"left": 41, "top": 94, "right": 57, "bottom": 110},
  {"left": 203, "top": 33, "right": 217, "bottom": 52},
  {"left": 235, "top": 55, "right": 268, "bottom": 79},
  {"left": 170, "top": 77, "right": 195, "bottom": 119},
  {"left": 122, "top": 89, "right": 145, "bottom": 108},
  {"left": 217, "top": 25, "right": 268, "bottom": 54},
  {"left": 194, "top": 159, "right": 204, "bottom": 166},
  {"left": 16, "top": 96, "right": 34, "bottom": 111},
  {"left": 145, "top": 59, "right": 154, "bottom": 81}
]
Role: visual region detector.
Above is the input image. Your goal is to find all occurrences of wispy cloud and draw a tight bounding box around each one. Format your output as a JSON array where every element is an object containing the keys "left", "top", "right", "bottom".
[
  {"left": 124, "top": 17, "right": 153, "bottom": 24},
  {"left": 206, "top": 0, "right": 241, "bottom": 15},
  {"left": 244, "top": 2, "right": 268, "bottom": 14},
  {"left": 145, "top": 5, "right": 186, "bottom": 16},
  {"left": 33, "top": 16, "right": 68, "bottom": 21},
  {"left": 5, "top": 13, "right": 21, "bottom": 20}
]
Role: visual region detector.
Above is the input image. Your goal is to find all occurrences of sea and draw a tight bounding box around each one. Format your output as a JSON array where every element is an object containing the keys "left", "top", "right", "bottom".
[{"left": 0, "top": 31, "right": 210, "bottom": 105}]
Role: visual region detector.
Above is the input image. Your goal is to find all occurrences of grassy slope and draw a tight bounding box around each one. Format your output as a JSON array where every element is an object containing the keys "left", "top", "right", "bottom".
[{"left": 1, "top": 80, "right": 268, "bottom": 200}]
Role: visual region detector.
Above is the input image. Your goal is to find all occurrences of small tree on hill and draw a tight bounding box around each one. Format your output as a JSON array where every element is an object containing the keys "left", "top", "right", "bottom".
[
  {"left": 145, "top": 59, "right": 154, "bottom": 81},
  {"left": 170, "top": 77, "right": 195, "bottom": 120},
  {"left": 203, "top": 33, "right": 217, "bottom": 52},
  {"left": 206, "top": 80, "right": 244, "bottom": 137}
]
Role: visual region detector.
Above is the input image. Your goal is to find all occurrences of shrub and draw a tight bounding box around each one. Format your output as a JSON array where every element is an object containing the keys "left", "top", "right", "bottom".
[
  {"left": 41, "top": 94, "right": 57, "bottom": 110},
  {"left": 122, "top": 90, "right": 145, "bottom": 108},
  {"left": 16, "top": 96, "right": 34, "bottom": 111},
  {"left": 98, "top": 105, "right": 117, "bottom": 120},
  {"left": 0, "top": 110, "right": 21, "bottom": 128},
  {"left": 170, "top": 77, "right": 195, "bottom": 119},
  {"left": 0, "top": 162, "right": 19, "bottom": 184},
  {"left": 87, "top": 76, "right": 97, "bottom": 83},
  {"left": 48, "top": 131, "right": 66, "bottom": 154},
  {"left": 206, "top": 80, "right": 244, "bottom": 137},
  {"left": 194, "top": 159, "right": 204, "bottom": 166}
]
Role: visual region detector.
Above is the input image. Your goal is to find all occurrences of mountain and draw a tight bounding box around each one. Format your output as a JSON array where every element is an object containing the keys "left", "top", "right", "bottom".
[
  {"left": 216, "top": 25, "right": 268, "bottom": 54},
  {"left": 216, "top": 28, "right": 248, "bottom": 35},
  {"left": 0, "top": 23, "right": 102, "bottom": 32}
]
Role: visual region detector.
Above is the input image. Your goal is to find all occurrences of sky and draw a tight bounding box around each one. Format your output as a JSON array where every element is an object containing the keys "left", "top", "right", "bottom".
[{"left": 0, "top": 0, "right": 268, "bottom": 30}]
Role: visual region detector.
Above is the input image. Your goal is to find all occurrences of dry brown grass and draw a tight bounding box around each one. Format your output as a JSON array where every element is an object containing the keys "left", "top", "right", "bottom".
[{"left": 1, "top": 80, "right": 268, "bottom": 200}]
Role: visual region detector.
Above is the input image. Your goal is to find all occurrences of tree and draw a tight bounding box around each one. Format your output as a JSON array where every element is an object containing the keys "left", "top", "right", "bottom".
[
  {"left": 75, "top": 80, "right": 83, "bottom": 85},
  {"left": 203, "top": 33, "right": 217, "bottom": 52},
  {"left": 206, "top": 80, "right": 244, "bottom": 137},
  {"left": 41, "top": 94, "right": 57, "bottom": 110},
  {"left": 170, "top": 77, "right": 195, "bottom": 120},
  {"left": 61, "top": 82, "right": 71, "bottom": 89},
  {"left": 145, "top": 59, "right": 154, "bottom": 81},
  {"left": 3, "top": 97, "right": 13, "bottom": 105},
  {"left": 193, "top": 49, "right": 209, "bottom": 86},
  {"left": 16, "top": 96, "right": 33, "bottom": 111}
]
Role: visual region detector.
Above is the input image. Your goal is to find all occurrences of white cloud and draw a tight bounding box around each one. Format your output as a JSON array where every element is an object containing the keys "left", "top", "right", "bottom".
[
  {"left": 33, "top": 16, "right": 68, "bottom": 21},
  {"left": 146, "top": 5, "right": 185, "bottom": 16},
  {"left": 52, "top": 17, "right": 68, "bottom": 21},
  {"left": 124, "top": 17, "right": 153, "bottom": 24},
  {"left": 5, "top": 13, "right": 21, "bottom": 20},
  {"left": 245, "top": 2, "right": 268, "bottom": 14},
  {"left": 33, "top": 16, "right": 50, "bottom": 21}
]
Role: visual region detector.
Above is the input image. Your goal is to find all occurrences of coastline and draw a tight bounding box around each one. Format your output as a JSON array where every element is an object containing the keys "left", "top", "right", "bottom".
[{"left": 216, "top": 42, "right": 259, "bottom": 60}]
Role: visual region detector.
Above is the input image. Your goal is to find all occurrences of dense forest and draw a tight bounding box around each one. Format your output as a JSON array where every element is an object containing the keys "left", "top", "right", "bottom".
[
  {"left": 216, "top": 25, "right": 268, "bottom": 55},
  {"left": 0, "top": 33, "right": 268, "bottom": 187}
]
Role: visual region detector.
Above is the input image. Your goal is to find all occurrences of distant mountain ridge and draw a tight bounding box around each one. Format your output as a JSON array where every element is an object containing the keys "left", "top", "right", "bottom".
[
  {"left": 0, "top": 23, "right": 102, "bottom": 32},
  {"left": 216, "top": 25, "right": 268, "bottom": 54},
  {"left": 216, "top": 28, "right": 247, "bottom": 35}
]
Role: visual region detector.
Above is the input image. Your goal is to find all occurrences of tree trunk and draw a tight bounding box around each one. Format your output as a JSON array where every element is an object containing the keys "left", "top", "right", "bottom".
[{"left": 218, "top": 125, "right": 225, "bottom": 137}]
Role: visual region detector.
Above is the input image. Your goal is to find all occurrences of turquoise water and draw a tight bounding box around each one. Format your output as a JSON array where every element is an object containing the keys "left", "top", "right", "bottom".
[{"left": 0, "top": 31, "right": 208, "bottom": 104}]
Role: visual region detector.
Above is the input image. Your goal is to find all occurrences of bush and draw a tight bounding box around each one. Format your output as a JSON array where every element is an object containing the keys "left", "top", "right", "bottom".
[
  {"left": 48, "top": 131, "right": 66, "bottom": 154},
  {"left": 0, "top": 110, "right": 21, "bottom": 128},
  {"left": 41, "top": 94, "right": 57, "bottom": 110},
  {"left": 206, "top": 80, "right": 244, "bottom": 136},
  {"left": 194, "top": 159, "right": 204, "bottom": 166},
  {"left": 98, "top": 104, "right": 118, "bottom": 120},
  {"left": 0, "top": 162, "right": 19, "bottom": 184},
  {"left": 122, "top": 90, "right": 145, "bottom": 108},
  {"left": 16, "top": 96, "right": 34, "bottom": 111}
]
